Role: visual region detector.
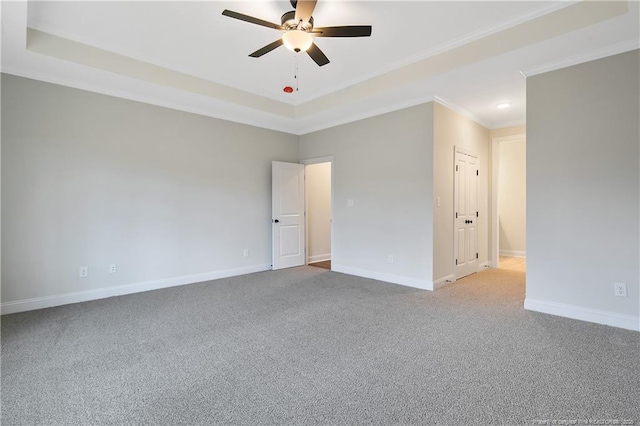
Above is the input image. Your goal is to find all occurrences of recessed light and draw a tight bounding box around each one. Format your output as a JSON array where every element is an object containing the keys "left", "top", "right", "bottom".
[{"left": 496, "top": 103, "right": 511, "bottom": 109}]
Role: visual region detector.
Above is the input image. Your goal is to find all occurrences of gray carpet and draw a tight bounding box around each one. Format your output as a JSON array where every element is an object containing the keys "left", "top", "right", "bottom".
[{"left": 2, "top": 267, "right": 639, "bottom": 425}]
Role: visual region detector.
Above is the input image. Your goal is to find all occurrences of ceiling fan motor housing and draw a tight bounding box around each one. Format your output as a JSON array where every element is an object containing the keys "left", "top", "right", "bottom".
[{"left": 281, "top": 11, "right": 314, "bottom": 32}]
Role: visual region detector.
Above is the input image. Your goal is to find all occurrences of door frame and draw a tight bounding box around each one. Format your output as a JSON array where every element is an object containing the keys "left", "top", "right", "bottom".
[
  {"left": 300, "top": 156, "right": 334, "bottom": 269},
  {"left": 490, "top": 134, "right": 526, "bottom": 268},
  {"left": 453, "top": 146, "right": 479, "bottom": 281}
]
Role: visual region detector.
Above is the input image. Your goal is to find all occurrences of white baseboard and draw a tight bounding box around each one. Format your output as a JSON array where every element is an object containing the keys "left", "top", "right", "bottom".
[
  {"left": 1, "top": 264, "right": 271, "bottom": 315},
  {"left": 332, "top": 264, "right": 433, "bottom": 291},
  {"left": 524, "top": 298, "right": 640, "bottom": 332},
  {"left": 307, "top": 253, "right": 331, "bottom": 263},
  {"left": 433, "top": 274, "right": 455, "bottom": 290},
  {"left": 499, "top": 250, "right": 526, "bottom": 258}
]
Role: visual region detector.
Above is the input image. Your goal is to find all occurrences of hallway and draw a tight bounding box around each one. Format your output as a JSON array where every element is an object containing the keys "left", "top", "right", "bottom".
[{"left": 498, "top": 256, "right": 526, "bottom": 272}]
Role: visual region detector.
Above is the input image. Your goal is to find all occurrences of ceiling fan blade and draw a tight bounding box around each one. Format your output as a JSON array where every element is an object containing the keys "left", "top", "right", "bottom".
[
  {"left": 307, "top": 42, "right": 330, "bottom": 67},
  {"left": 314, "top": 26, "right": 372, "bottom": 37},
  {"left": 249, "top": 39, "right": 284, "bottom": 58},
  {"left": 294, "top": 0, "right": 317, "bottom": 26},
  {"left": 222, "top": 10, "right": 283, "bottom": 30}
]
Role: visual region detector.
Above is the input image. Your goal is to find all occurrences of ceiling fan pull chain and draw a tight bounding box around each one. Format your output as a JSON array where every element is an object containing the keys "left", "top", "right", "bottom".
[{"left": 295, "top": 53, "right": 300, "bottom": 92}]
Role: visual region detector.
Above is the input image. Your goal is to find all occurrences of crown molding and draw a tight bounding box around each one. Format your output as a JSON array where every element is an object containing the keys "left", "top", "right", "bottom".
[
  {"left": 26, "top": 28, "right": 296, "bottom": 118},
  {"left": 27, "top": 22, "right": 298, "bottom": 107},
  {"left": 1, "top": 66, "right": 442, "bottom": 136},
  {"left": 26, "top": 1, "right": 578, "bottom": 108},
  {"left": 1, "top": 66, "right": 299, "bottom": 135},
  {"left": 295, "top": 1, "right": 578, "bottom": 104},
  {"left": 297, "top": 94, "right": 435, "bottom": 135},
  {"left": 2, "top": 66, "right": 435, "bottom": 137},
  {"left": 434, "top": 96, "right": 491, "bottom": 130},
  {"left": 521, "top": 39, "right": 640, "bottom": 77}
]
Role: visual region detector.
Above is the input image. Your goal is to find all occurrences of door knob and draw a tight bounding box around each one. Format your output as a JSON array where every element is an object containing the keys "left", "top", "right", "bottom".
[{"left": 274, "top": 219, "right": 279, "bottom": 223}]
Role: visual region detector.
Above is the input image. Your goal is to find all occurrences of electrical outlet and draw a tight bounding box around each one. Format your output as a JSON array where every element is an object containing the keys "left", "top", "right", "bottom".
[
  {"left": 388, "top": 255, "right": 394, "bottom": 264},
  {"left": 243, "top": 249, "right": 249, "bottom": 258},
  {"left": 614, "top": 283, "right": 627, "bottom": 297},
  {"left": 79, "top": 266, "right": 88, "bottom": 278},
  {"left": 109, "top": 264, "right": 117, "bottom": 274}
]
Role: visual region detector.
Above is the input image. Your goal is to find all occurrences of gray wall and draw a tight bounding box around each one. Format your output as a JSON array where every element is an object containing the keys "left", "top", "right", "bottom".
[
  {"left": 6, "top": 48, "right": 638, "bottom": 330},
  {"left": 526, "top": 50, "right": 639, "bottom": 321},
  {"left": 299, "top": 104, "right": 434, "bottom": 288},
  {"left": 433, "top": 103, "right": 490, "bottom": 281},
  {"left": 1, "top": 74, "right": 298, "bottom": 305}
]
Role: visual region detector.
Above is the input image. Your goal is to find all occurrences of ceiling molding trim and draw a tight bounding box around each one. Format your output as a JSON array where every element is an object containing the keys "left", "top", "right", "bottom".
[
  {"left": 27, "top": 22, "right": 298, "bottom": 107},
  {"left": 294, "top": 1, "right": 578, "bottom": 104},
  {"left": 298, "top": 94, "right": 435, "bottom": 136},
  {"left": 297, "top": 0, "right": 623, "bottom": 119},
  {"left": 0, "top": 66, "right": 299, "bottom": 135},
  {"left": 434, "top": 96, "right": 491, "bottom": 130},
  {"left": 26, "top": 28, "right": 296, "bottom": 118},
  {"left": 521, "top": 38, "right": 640, "bottom": 77}
]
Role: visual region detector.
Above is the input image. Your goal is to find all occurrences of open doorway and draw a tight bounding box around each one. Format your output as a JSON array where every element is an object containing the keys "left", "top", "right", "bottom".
[
  {"left": 491, "top": 135, "right": 526, "bottom": 272},
  {"left": 302, "top": 157, "right": 332, "bottom": 270}
]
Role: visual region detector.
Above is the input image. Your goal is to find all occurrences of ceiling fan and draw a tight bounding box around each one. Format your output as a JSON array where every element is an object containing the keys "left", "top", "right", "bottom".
[{"left": 222, "top": 0, "right": 372, "bottom": 67}]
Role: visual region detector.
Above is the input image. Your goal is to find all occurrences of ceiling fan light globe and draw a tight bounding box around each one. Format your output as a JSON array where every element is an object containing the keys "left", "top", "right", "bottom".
[{"left": 282, "top": 30, "right": 313, "bottom": 52}]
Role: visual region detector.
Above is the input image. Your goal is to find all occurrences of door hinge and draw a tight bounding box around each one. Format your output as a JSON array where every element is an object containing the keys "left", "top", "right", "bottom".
[
  {"left": 455, "top": 212, "right": 458, "bottom": 219},
  {"left": 476, "top": 253, "right": 478, "bottom": 259},
  {"left": 456, "top": 165, "right": 458, "bottom": 172},
  {"left": 476, "top": 211, "right": 478, "bottom": 217},
  {"left": 476, "top": 170, "right": 479, "bottom": 176},
  {"left": 455, "top": 259, "right": 458, "bottom": 265}
]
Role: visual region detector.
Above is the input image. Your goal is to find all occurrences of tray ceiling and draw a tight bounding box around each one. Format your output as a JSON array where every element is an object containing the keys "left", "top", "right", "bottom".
[{"left": 2, "top": 1, "right": 638, "bottom": 134}]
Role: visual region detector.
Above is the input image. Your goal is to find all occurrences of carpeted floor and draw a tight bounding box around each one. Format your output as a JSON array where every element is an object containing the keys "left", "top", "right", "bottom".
[{"left": 2, "top": 267, "right": 639, "bottom": 425}]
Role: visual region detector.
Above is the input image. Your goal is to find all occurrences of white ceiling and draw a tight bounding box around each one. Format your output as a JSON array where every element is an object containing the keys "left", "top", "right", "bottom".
[{"left": 2, "top": 1, "right": 639, "bottom": 134}]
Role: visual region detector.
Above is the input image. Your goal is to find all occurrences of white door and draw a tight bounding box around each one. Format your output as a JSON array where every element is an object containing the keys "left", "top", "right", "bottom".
[
  {"left": 454, "top": 150, "right": 479, "bottom": 279},
  {"left": 272, "top": 161, "right": 305, "bottom": 270}
]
